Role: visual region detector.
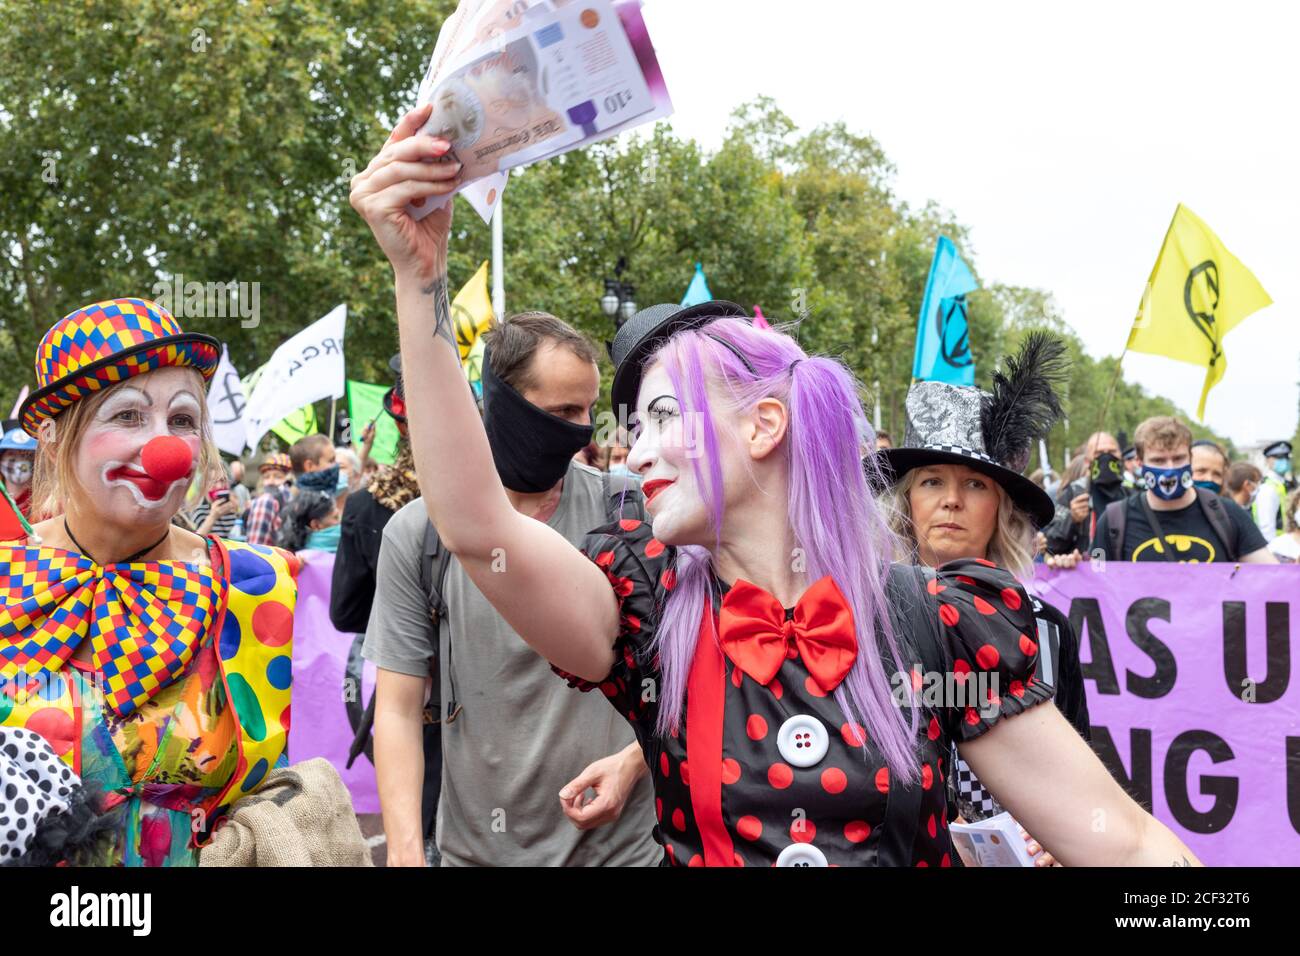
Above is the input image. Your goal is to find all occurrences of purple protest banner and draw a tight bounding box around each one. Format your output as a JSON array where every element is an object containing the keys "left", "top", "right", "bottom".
[
  {"left": 288, "top": 550, "right": 379, "bottom": 813},
  {"left": 1029, "top": 563, "right": 1300, "bottom": 866}
]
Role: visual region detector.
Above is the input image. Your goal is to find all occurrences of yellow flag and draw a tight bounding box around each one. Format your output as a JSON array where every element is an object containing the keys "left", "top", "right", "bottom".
[
  {"left": 451, "top": 260, "right": 495, "bottom": 362},
  {"left": 1129, "top": 204, "right": 1272, "bottom": 419},
  {"left": 464, "top": 333, "right": 486, "bottom": 396},
  {"left": 269, "top": 404, "right": 318, "bottom": 445}
]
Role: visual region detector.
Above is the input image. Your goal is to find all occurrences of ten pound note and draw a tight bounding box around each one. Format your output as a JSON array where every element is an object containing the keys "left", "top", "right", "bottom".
[{"left": 408, "top": 0, "right": 672, "bottom": 223}]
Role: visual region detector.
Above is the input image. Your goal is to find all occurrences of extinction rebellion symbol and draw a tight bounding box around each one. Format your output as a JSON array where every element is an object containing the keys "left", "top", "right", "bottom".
[
  {"left": 1184, "top": 260, "right": 1221, "bottom": 366},
  {"left": 935, "top": 295, "right": 973, "bottom": 369}
]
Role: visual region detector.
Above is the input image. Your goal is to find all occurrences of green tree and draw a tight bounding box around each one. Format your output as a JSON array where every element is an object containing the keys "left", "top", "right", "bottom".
[{"left": 0, "top": 0, "right": 454, "bottom": 401}]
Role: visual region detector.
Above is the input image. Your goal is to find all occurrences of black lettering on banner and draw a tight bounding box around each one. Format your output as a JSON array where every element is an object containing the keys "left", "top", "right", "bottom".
[
  {"left": 287, "top": 358, "right": 303, "bottom": 377},
  {"left": 1125, "top": 597, "right": 1177, "bottom": 698},
  {"left": 1089, "top": 726, "right": 1153, "bottom": 811},
  {"left": 302, "top": 344, "right": 320, "bottom": 361},
  {"left": 1222, "top": 601, "right": 1291, "bottom": 704},
  {"left": 1070, "top": 597, "right": 1121, "bottom": 695},
  {"left": 1287, "top": 736, "right": 1300, "bottom": 835},
  {"left": 322, "top": 337, "right": 341, "bottom": 356},
  {"left": 1163, "top": 730, "right": 1237, "bottom": 833}
]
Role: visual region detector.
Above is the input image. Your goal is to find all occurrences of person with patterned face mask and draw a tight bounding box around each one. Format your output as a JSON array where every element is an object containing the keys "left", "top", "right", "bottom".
[
  {"left": 0, "top": 427, "right": 36, "bottom": 519},
  {"left": 1094, "top": 417, "right": 1276, "bottom": 564},
  {"left": 0, "top": 298, "right": 301, "bottom": 866}
]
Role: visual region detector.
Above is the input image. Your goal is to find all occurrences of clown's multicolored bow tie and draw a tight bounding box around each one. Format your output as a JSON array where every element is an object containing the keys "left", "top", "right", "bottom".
[{"left": 0, "top": 545, "right": 224, "bottom": 717}]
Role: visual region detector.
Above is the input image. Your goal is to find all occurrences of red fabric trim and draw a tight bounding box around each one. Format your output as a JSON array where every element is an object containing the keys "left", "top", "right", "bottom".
[{"left": 686, "top": 601, "right": 736, "bottom": 867}]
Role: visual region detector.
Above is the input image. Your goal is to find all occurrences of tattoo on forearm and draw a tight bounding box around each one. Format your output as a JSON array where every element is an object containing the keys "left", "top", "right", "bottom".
[{"left": 421, "top": 275, "right": 455, "bottom": 350}]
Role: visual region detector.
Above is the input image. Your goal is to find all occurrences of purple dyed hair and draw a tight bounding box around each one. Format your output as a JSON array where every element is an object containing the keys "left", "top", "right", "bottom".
[{"left": 641, "top": 318, "right": 921, "bottom": 783}]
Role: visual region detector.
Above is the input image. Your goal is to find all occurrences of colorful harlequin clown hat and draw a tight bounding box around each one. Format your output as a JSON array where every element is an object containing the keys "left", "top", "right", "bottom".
[
  {"left": 18, "top": 298, "right": 220, "bottom": 437},
  {"left": 259, "top": 452, "right": 292, "bottom": 474}
]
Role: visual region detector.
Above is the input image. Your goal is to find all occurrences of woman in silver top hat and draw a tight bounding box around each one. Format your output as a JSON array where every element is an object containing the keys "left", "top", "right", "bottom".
[{"left": 879, "top": 333, "right": 1091, "bottom": 865}]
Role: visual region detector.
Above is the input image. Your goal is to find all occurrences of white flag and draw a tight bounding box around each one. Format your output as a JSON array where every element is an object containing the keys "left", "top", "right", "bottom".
[
  {"left": 207, "top": 346, "right": 250, "bottom": 456},
  {"left": 8, "top": 385, "right": 29, "bottom": 420},
  {"left": 243, "top": 305, "right": 346, "bottom": 451}
]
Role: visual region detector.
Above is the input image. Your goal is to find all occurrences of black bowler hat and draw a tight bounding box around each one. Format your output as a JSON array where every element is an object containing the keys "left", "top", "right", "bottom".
[{"left": 608, "top": 300, "right": 750, "bottom": 414}]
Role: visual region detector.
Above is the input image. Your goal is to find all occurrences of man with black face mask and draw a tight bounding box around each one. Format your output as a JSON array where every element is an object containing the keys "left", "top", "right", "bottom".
[
  {"left": 361, "top": 311, "right": 660, "bottom": 868},
  {"left": 1044, "top": 431, "right": 1124, "bottom": 559}
]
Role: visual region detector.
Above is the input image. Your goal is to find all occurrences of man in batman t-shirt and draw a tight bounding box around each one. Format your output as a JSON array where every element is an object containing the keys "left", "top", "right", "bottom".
[{"left": 1094, "top": 416, "right": 1275, "bottom": 564}]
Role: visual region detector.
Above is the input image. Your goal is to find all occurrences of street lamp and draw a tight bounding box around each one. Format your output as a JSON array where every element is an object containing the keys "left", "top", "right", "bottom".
[
  {"left": 600, "top": 279, "right": 621, "bottom": 319},
  {"left": 601, "top": 258, "right": 637, "bottom": 328},
  {"left": 618, "top": 284, "right": 637, "bottom": 323}
]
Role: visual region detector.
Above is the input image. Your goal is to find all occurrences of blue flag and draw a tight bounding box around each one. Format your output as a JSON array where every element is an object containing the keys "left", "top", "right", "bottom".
[
  {"left": 681, "top": 262, "right": 712, "bottom": 306},
  {"left": 912, "top": 237, "right": 978, "bottom": 384}
]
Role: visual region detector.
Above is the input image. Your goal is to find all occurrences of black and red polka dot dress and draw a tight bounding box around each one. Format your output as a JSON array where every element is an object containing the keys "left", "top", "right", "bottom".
[{"left": 555, "top": 519, "right": 1054, "bottom": 867}]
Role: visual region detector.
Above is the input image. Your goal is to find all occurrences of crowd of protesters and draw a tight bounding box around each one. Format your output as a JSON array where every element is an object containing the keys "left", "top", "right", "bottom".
[{"left": 1, "top": 108, "right": 1294, "bottom": 871}]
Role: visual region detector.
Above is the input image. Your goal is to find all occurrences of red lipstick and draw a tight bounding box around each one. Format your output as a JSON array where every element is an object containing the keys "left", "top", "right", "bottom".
[{"left": 642, "top": 478, "right": 675, "bottom": 504}]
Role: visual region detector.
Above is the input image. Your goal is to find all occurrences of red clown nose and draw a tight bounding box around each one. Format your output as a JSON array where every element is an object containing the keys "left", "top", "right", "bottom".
[{"left": 140, "top": 435, "right": 194, "bottom": 484}]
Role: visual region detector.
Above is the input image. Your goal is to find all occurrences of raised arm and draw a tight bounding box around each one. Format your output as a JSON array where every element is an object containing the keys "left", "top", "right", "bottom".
[
  {"left": 959, "top": 702, "right": 1202, "bottom": 866},
  {"left": 349, "top": 105, "right": 619, "bottom": 680}
]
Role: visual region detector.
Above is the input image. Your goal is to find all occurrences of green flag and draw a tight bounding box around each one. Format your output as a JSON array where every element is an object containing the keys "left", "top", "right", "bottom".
[{"left": 346, "top": 380, "right": 400, "bottom": 466}]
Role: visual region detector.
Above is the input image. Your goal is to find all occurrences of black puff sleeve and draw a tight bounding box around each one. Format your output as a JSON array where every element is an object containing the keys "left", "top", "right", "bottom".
[
  {"left": 929, "top": 558, "right": 1055, "bottom": 741},
  {"left": 551, "top": 518, "right": 675, "bottom": 733}
]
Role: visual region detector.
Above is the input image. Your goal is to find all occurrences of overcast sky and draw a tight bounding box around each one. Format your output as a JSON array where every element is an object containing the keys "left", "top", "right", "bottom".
[{"left": 640, "top": 0, "right": 1299, "bottom": 447}]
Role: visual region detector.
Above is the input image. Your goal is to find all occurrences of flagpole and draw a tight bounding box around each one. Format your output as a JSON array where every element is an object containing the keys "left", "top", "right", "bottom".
[
  {"left": 1093, "top": 347, "right": 1128, "bottom": 446},
  {"left": 491, "top": 194, "right": 505, "bottom": 322},
  {"left": 1079, "top": 346, "right": 1129, "bottom": 497},
  {"left": 871, "top": 324, "right": 882, "bottom": 432},
  {"left": 328, "top": 397, "right": 337, "bottom": 442}
]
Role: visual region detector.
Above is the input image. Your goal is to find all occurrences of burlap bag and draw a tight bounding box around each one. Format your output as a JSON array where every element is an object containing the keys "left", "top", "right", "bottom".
[{"left": 199, "top": 757, "right": 374, "bottom": 867}]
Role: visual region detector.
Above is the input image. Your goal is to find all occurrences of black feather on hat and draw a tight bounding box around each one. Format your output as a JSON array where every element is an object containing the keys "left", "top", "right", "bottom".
[{"left": 979, "top": 331, "right": 1068, "bottom": 474}]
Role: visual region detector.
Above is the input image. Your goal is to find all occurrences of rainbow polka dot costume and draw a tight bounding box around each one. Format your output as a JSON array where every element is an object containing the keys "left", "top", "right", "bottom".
[{"left": 0, "top": 537, "right": 298, "bottom": 848}]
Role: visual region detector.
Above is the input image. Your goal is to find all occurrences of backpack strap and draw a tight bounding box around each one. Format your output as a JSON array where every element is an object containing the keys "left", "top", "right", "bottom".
[
  {"left": 420, "top": 520, "right": 459, "bottom": 721},
  {"left": 1195, "top": 487, "right": 1240, "bottom": 561},
  {"left": 1103, "top": 497, "right": 1129, "bottom": 562},
  {"left": 420, "top": 520, "right": 452, "bottom": 622},
  {"left": 1135, "top": 493, "right": 1181, "bottom": 563},
  {"left": 347, "top": 517, "right": 454, "bottom": 767}
]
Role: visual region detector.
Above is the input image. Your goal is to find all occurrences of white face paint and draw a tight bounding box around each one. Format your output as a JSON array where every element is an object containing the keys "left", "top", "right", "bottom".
[
  {"left": 74, "top": 368, "right": 203, "bottom": 523},
  {"left": 626, "top": 363, "right": 753, "bottom": 547}
]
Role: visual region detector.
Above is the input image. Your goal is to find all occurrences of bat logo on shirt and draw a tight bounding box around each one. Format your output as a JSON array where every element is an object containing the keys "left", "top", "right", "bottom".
[{"left": 1131, "top": 534, "right": 1215, "bottom": 563}]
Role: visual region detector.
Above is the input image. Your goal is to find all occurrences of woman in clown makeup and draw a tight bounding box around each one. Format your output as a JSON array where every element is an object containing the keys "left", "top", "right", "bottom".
[
  {"left": 0, "top": 298, "right": 299, "bottom": 866},
  {"left": 352, "top": 106, "right": 1200, "bottom": 867}
]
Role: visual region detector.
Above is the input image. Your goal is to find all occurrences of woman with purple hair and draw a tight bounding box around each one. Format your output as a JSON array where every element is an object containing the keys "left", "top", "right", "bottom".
[{"left": 350, "top": 106, "right": 1200, "bottom": 867}]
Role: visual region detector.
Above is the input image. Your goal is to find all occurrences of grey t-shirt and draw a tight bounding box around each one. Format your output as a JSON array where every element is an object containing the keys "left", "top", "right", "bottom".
[{"left": 362, "top": 461, "right": 660, "bottom": 867}]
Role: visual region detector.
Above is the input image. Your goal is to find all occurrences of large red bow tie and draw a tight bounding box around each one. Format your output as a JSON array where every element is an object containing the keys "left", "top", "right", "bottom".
[{"left": 719, "top": 576, "right": 857, "bottom": 692}]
